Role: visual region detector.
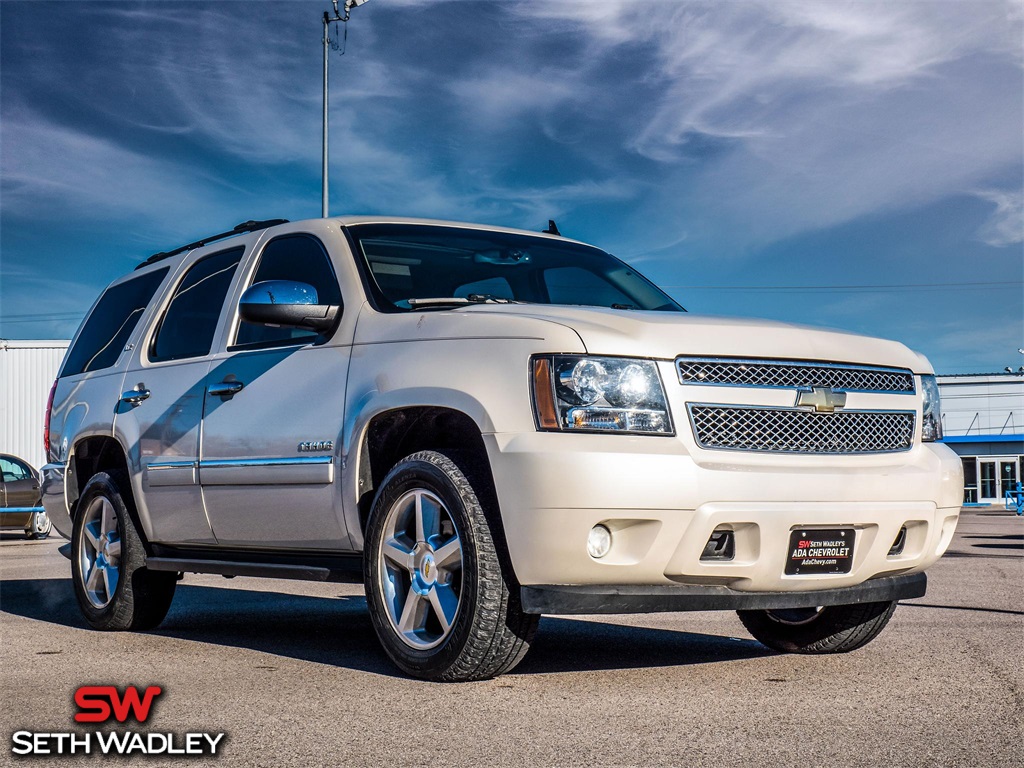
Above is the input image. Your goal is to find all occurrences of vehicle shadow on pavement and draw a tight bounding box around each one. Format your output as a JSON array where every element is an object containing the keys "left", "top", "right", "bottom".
[
  {"left": 900, "top": 602, "right": 1024, "bottom": 617},
  {"left": 518, "top": 618, "right": 772, "bottom": 674},
  {"left": 0, "top": 578, "right": 772, "bottom": 676}
]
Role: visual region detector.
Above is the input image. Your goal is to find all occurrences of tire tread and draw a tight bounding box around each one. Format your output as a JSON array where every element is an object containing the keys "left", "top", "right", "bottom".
[
  {"left": 72, "top": 470, "right": 175, "bottom": 632},
  {"left": 365, "top": 450, "right": 538, "bottom": 682}
]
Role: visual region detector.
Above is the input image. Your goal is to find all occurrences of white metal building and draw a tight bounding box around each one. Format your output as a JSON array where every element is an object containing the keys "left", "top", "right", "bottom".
[
  {"left": 937, "top": 373, "right": 1024, "bottom": 505},
  {"left": 0, "top": 340, "right": 70, "bottom": 470}
]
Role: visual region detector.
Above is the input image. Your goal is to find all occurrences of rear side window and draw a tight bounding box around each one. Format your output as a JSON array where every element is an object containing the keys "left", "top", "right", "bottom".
[
  {"left": 1, "top": 456, "right": 32, "bottom": 481},
  {"left": 234, "top": 234, "right": 342, "bottom": 349},
  {"left": 150, "top": 247, "right": 244, "bottom": 362},
  {"left": 62, "top": 268, "right": 169, "bottom": 376}
]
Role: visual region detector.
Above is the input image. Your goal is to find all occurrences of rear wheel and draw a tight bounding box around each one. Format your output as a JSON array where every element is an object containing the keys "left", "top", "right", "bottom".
[
  {"left": 364, "top": 450, "right": 538, "bottom": 681},
  {"left": 737, "top": 601, "right": 898, "bottom": 654},
  {"left": 71, "top": 471, "right": 176, "bottom": 631},
  {"left": 25, "top": 509, "right": 52, "bottom": 539}
]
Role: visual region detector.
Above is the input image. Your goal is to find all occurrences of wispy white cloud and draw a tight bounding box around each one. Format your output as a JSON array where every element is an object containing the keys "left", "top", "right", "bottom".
[
  {"left": 1, "top": 108, "right": 256, "bottom": 240},
  {"left": 973, "top": 189, "right": 1024, "bottom": 247},
  {"left": 447, "top": 70, "right": 581, "bottom": 124},
  {"left": 1, "top": 0, "right": 1020, "bottom": 370},
  {"left": 511, "top": 0, "right": 1023, "bottom": 250},
  {"left": 9, "top": 0, "right": 1018, "bottom": 255}
]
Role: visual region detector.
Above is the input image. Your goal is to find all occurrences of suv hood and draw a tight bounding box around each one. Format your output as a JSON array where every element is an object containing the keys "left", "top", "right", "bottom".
[{"left": 462, "top": 304, "right": 931, "bottom": 373}]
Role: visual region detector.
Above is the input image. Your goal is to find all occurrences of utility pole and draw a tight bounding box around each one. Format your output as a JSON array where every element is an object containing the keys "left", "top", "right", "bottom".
[{"left": 322, "top": 0, "right": 370, "bottom": 218}]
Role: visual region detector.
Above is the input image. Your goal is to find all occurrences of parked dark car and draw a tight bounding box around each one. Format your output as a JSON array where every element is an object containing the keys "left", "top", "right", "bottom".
[{"left": 1, "top": 453, "right": 51, "bottom": 539}]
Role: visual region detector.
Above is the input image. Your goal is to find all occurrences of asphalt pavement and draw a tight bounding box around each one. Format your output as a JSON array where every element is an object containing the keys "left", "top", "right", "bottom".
[{"left": 1, "top": 508, "right": 1021, "bottom": 767}]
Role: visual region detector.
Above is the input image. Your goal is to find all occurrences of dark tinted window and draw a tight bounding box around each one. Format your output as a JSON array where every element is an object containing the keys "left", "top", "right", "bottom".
[
  {"left": 453, "top": 276, "right": 513, "bottom": 300},
  {"left": 544, "top": 267, "right": 635, "bottom": 308},
  {"left": 151, "top": 247, "right": 244, "bottom": 362},
  {"left": 62, "top": 268, "right": 169, "bottom": 376},
  {"left": 234, "top": 235, "right": 342, "bottom": 348}
]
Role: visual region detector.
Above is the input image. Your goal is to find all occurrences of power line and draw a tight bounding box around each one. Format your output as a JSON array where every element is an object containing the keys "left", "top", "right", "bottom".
[
  {"left": 661, "top": 281, "right": 1023, "bottom": 292},
  {"left": 0, "top": 313, "right": 85, "bottom": 324}
]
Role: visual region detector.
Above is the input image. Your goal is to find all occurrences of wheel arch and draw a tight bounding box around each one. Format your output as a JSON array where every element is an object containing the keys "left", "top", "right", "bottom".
[
  {"left": 351, "top": 404, "right": 518, "bottom": 583},
  {"left": 68, "top": 435, "right": 150, "bottom": 552},
  {"left": 355, "top": 405, "right": 490, "bottom": 528}
]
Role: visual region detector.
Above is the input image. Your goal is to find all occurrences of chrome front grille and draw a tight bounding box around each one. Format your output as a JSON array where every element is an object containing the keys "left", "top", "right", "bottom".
[
  {"left": 676, "top": 358, "right": 915, "bottom": 393},
  {"left": 688, "top": 405, "right": 915, "bottom": 454}
]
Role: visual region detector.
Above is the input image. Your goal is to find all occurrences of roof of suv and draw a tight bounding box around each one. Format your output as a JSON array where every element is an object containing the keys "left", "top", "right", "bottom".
[
  {"left": 136, "top": 216, "right": 589, "bottom": 271},
  {"left": 328, "top": 215, "right": 586, "bottom": 244}
]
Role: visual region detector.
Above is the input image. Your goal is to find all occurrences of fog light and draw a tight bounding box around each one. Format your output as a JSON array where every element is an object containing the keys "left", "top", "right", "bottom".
[{"left": 587, "top": 525, "right": 612, "bottom": 559}]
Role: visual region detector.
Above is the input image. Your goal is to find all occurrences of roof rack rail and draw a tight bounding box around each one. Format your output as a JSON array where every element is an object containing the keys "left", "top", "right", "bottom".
[{"left": 135, "top": 219, "right": 289, "bottom": 270}]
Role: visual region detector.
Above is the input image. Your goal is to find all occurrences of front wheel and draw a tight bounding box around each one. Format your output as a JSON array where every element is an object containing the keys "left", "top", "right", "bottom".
[
  {"left": 71, "top": 471, "right": 176, "bottom": 631},
  {"left": 737, "top": 600, "right": 898, "bottom": 654},
  {"left": 364, "top": 450, "right": 538, "bottom": 681},
  {"left": 25, "top": 509, "right": 52, "bottom": 539}
]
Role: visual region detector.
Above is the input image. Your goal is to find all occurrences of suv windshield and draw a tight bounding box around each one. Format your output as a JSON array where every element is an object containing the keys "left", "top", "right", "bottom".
[{"left": 347, "top": 224, "right": 683, "bottom": 312}]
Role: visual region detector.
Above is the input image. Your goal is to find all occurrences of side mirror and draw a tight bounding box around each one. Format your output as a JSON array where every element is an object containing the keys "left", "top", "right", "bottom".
[{"left": 238, "top": 280, "right": 340, "bottom": 332}]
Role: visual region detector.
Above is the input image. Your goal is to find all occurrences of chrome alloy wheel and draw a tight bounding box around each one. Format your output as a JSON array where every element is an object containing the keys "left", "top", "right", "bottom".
[
  {"left": 378, "top": 489, "right": 463, "bottom": 650},
  {"left": 29, "top": 509, "right": 50, "bottom": 535},
  {"left": 78, "top": 497, "right": 122, "bottom": 609}
]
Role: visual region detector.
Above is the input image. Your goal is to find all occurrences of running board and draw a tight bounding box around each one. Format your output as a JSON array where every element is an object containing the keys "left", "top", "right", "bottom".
[{"left": 146, "top": 557, "right": 331, "bottom": 582}]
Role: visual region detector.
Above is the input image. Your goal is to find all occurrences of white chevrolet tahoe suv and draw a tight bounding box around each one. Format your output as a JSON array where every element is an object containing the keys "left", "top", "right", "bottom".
[{"left": 41, "top": 216, "right": 963, "bottom": 681}]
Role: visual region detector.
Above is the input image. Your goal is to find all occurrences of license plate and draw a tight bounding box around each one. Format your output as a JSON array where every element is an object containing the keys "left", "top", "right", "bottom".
[{"left": 785, "top": 528, "right": 855, "bottom": 575}]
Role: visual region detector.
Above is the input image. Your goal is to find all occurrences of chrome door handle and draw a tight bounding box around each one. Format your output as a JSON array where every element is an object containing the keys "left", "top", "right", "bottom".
[
  {"left": 208, "top": 381, "right": 245, "bottom": 398},
  {"left": 120, "top": 388, "right": 151, "bottom": 406}
]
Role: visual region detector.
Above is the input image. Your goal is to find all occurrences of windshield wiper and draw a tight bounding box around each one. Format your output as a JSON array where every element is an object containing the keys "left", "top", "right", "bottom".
[{"left": 406, "top": 294, "right": 524, "bottom": 310}]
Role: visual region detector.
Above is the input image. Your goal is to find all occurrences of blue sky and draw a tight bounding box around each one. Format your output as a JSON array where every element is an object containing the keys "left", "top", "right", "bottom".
[{"left": 1, "top": 0, "right": 1021, "bottom": 373}]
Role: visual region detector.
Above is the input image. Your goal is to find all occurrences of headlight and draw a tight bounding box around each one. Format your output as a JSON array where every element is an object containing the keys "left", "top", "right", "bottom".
[
  {"left": 532, "top": 355, "right": 674, "bottom": 434},
  {"left": 921, "top": 374, "right": 943, "bottom": 441}
]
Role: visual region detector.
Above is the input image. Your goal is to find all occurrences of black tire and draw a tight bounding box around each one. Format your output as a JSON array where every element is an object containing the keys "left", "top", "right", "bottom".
[
  {"left": 364, "top": 450, "right": 538, "bottom": 681},
  {"left": 25, "top": 509, "right": 52, "bottom": 539},
  {"left": 737, "top": 600, "right": 898, "bottom": 654},
  {"left": 71, "top": 471, "right": 176, "bottom": 631}
]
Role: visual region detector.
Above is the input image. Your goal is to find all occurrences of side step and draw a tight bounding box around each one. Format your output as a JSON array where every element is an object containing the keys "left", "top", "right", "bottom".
[{"left": 146, "top": 557, "right": 331, "bottom": 582}]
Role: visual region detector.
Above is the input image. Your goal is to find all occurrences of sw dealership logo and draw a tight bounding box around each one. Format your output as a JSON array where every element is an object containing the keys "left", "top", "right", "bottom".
[{"left": 10, "top": 685, "right": 225, "bottom": 757}]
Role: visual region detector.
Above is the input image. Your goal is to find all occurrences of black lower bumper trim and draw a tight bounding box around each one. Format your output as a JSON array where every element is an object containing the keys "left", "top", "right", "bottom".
[{"left": 520, "top": 572, "right": 927, "bottom": 615}]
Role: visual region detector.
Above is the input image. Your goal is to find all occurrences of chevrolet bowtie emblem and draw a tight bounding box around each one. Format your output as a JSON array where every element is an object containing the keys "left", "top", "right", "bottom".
[{"left": 796, "top": 386, "right": 847, "bottom": 413}]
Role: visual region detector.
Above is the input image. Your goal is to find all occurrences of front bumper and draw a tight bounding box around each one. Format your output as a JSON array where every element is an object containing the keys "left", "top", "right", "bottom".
[
  {"left": 486, "top": 432, "right": 963, "bottom": 592},
  {"left": 521, "top": 572, "right": 926, "bottom": 614}
]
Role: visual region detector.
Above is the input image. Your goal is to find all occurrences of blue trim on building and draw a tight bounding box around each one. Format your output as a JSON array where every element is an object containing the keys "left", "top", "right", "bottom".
[{"left": 941, "top": 434, "right": 1024, "bottom": 444}]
